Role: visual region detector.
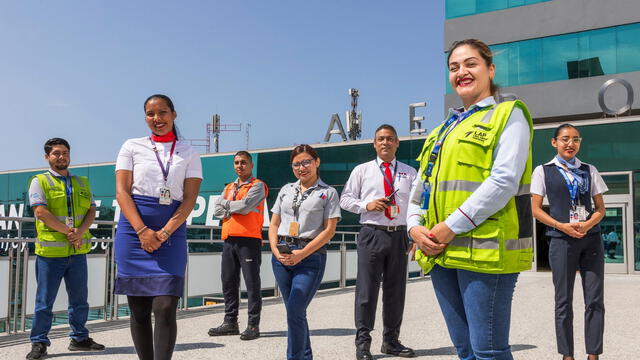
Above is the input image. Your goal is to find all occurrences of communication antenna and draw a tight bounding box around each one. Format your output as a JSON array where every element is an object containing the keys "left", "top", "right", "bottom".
[
  {"left": 210, "top": 114, "right": 241, "bottom": 153},
  {"left": 346, "top": 88, "right": 363, "bottom": 140},
  {"left": 245, "top": 123, "right": 251, "bottom": 150}
]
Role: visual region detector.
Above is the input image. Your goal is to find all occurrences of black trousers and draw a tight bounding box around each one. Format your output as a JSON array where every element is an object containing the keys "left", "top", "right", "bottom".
[
  {"left": 354, "top": 225, "right": 408, "bottom": 347},
  {"left": 549, "top": 233, "right": 605, "bottom": 356},
  {"left": 221, "top": 237, "right": 262, "bottom": 326}
]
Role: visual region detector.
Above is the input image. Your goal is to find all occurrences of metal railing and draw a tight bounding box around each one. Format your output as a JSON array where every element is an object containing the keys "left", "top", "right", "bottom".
[{"left": 0, "top": 216, "right": 368, "bottom": 335}]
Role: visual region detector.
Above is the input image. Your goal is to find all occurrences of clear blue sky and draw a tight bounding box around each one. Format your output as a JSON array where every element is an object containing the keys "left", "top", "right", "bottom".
[{"left": 0, "top": 1, "right": 445, "bottom": 171}]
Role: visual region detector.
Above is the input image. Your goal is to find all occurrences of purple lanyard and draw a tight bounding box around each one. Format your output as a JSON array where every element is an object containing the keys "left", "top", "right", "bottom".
[{"left": 149, "top": 137, "right": 176, "bottom": 183}]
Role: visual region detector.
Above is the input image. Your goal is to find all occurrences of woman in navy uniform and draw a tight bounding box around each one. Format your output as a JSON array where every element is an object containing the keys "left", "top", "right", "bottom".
[{"left": 531, "top": 123, "right": 607, "bottom": 360}]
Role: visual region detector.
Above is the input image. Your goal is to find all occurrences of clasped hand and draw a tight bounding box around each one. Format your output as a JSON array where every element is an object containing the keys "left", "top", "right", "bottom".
[
  {"left": 558, "top": 222, "right": 591, "bottom": 238},
  {"left": 66, "top": 228, "right": 82, "bottom": 249},
  {"left": 409, "top": 222, "right": 455, "bottom": 256},
  {"left": 277, "top": 249, "right": 304, "bottom": 266},
  {"left": 139, "top": 228, "right": 166, "bottom": 253}
]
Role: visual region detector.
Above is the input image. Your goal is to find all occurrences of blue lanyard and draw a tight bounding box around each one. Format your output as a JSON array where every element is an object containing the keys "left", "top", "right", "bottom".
[
  {"left": 424, "top": 105, "right": 486, "bottom": 179},
  {"left": 51, "top": 171, "right": 73, "bottom": 217},
  {"left": 556, "top": 167, "right": 579, "bottom": 206}
]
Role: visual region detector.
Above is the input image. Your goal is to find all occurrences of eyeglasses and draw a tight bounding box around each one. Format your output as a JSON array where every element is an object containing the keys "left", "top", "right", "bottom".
[
  {"left": 556, "top": 137, "right": 582, "bottom": 145},
  {"left": 291, "top": 159, "right": 314, "bottom": 169}
]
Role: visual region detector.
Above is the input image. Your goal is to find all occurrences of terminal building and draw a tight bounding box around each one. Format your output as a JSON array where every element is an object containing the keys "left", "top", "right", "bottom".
[{"left": 446, "top": 0, "right": 640, "bottom": 274}]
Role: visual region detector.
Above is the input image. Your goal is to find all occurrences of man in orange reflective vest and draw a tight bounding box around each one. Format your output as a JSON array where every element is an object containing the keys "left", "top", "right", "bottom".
[{"left": 208, "top": 151, "right": 268, "bottom": 341}]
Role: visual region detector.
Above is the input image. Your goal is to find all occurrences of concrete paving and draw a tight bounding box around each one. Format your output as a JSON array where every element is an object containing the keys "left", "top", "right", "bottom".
[{"left": 1, "top": 272, "right": 639, "bottom": 359}]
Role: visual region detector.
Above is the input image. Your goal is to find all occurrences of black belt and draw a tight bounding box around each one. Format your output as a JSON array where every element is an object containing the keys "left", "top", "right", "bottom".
[
  {"left": 277, "top": 236, "right": 327, "bottom": 254},
  {"left": 364, "top": 224, "right": 407, "bottom": 233}
]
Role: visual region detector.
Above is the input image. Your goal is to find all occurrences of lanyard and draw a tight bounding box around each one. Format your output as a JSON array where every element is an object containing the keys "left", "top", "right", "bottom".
[
  {"left": 232, "top": 178, "right": 254, "bottom": 200},
  {"left": 292, "top": 184, "right": 315, "bottom": 221},
  {"left": 149, "top": 137, "right": 177, "bottom": 184},
  {"left": 51, "top": 171, "right": 73, "bottom": 217},
  {"left": 376, "top": 160, "right": 398, "bottom": 191},
  {"left": 424, "top": 105, "right": 486, "bottom": 179},
  {"left": 556, "top": 167, "right": 579, "bottom": 206}
]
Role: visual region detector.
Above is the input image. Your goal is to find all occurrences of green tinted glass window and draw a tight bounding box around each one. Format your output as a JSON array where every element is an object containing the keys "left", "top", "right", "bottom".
[
  {"left": 446, "top": 23, "right": 640, "bottom": 93},
  {"left": 446, "top": 0, "right": 550, "bottom": 18}
]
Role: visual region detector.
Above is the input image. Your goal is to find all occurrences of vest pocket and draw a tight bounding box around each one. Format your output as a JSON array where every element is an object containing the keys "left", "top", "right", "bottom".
[
  {"left": 455, "top": 132, "right": 496, "bottom": 170},
  {"left": 76, "top": 190, "right": 92, "bottom": 209},
  {"left": 47, "top": 190, "right": 67, "bottom": 210}
]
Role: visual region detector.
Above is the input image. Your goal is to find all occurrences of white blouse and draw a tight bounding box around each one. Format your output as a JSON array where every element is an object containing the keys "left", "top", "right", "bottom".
[{"left": 116, "top": 137, "right": 203, "bottom": 201}]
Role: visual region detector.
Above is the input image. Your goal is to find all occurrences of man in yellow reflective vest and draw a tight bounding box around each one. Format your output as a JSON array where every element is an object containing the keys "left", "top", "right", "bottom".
[
  {"left": 208, "top": 151, "right": 268, "bottom": 341},
  {"left": 26, "top": 138, "right": 105, "bottom": 360}
]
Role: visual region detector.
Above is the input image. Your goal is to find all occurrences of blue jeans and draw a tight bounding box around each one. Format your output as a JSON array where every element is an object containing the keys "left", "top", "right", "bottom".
[
  {"left": 272, "top": 248, "right": 326, "bottom": 360},
  {"left": 30, "top": 254, "right": 90, "bottom": 345},
  {"left": 430, "top": 265, "right": 519, "bottom": 360}
]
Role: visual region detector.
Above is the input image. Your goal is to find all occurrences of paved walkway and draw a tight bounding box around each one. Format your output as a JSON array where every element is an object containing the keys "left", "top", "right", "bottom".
[{"left": 2, "top": 272, "right": 639, "bottom": 359}]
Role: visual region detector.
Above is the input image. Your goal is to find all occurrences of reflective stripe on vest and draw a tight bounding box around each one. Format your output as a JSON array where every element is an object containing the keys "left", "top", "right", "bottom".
[{"left": 438, "top": 180, "right": 531, "bottom": 196}]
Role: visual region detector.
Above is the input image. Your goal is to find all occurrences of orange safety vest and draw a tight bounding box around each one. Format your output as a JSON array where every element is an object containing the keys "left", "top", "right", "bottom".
[{"left": 221, "top": 178, "right": 268, "bottom": 240}]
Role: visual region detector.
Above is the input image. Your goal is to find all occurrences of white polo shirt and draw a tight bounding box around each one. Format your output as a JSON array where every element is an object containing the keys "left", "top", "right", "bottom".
[{"left": 115, "top": 137, "right": 203, "bottom": 201}]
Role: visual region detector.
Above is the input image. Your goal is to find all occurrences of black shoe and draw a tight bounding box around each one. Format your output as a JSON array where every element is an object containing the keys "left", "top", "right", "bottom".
[
  {"left": 68, "top": 337, "right": 105, "bottom": 351},
  {"left": 26, "top": 342, "right": 47, "bottom": 360},
  {"left": 381, "top": 341, "right": 415, "bottom": 358},
  {"left": 208, "top": 322, "right": 240, "bottom": 336},
  {"left": 240, "top": 325, "right": 260, "bottom": 340},
  {"left": 356, "top": 344, "right": 373, "bottom": 360}
]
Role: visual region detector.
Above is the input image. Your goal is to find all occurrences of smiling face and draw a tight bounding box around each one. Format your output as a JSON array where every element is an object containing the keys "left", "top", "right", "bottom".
[
  {"left": 448, "top": 44, "right": 495, "bottom": 109},
  {"left": 145, "top": 97, "right": 176, "bottom": 136},
  {"left": 45, "top": 145, "right": 70, "bottom": 172},
  {"left": 291, "top": 152, "right": 320, "bottom": 185},
  {"left": 552, "top": 126, "right": 582, "bottom": 161}
]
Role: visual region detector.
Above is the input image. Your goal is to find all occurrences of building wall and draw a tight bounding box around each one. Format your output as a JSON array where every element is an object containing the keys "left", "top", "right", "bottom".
[{"left": 445, "top": 0, "right": 640, "bottom": 46}]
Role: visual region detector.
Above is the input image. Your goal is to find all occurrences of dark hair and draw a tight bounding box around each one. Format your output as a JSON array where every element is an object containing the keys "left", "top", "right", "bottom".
[
  {"left": 553, "top": 123, "right": 579, "bottom": 139},
  {"left": 290, "top": 144, "right": 320, "bottom": 178},
  {"left": 44, "top": 138, "right": 70, "bottom": 155},
  {"left": 144, "top": 94, "right": 180, "bottom": 138},
  {"left": 234, "top": 150, "right": 253, "bottom": 163},
  {"left": 447, "top": 39, "right": 499, "bottom": 97},
  {"left": 374, "top": 124, "right": 398, "bottom": 138}
]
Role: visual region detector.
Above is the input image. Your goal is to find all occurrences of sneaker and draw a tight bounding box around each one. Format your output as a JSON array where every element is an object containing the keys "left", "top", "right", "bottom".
[
  {"left": 26, "top": 342, "right": 47, "bottom": 360},
  {"left": 68, "top": 337, "right": 105, "bottom": 351},
  {"left": 208, "top": 322, "right": 240, "bottom": 336},
  {"left": 240, "top": 325, "right": 260, "bottom": 340}
]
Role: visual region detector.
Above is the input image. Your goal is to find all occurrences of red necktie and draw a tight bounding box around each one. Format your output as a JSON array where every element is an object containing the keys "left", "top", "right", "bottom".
[{"left": 382, "top": 162, "right": 395, "bottom": 219}]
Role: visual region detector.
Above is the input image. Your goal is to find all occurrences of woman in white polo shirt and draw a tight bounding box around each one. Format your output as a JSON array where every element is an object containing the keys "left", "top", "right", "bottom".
[
  {"left": 531, "top": 123, "right": 607, "bottom": 360},
  {"left": 114, "top": 94, "right": 202, "bottom": 360},
  {"left": 268, "top": 144, "right": 341, "bottom": 360}
]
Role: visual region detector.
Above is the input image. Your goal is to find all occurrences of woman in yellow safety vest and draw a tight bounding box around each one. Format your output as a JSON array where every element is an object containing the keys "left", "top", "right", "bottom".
[{"left": 407, "top": 39, "right": 534, "bottom": 360}]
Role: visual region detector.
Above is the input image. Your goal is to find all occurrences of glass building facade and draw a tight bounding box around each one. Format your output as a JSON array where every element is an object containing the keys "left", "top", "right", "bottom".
[
  {"left": 446, "top": 0, "right": 551, "bottom": 19},
  {"left": 446, "top": 22, "right": 640, "bottom": 93}
]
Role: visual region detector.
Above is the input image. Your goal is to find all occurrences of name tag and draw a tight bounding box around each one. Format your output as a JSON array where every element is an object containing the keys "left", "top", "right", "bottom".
[
  {"left": 389, "top": 205, "right": 400, "bottom": 218},
  {"left": 159, "top": 186, "right": 172, "bottom": 205},
  {"left": 576, "top": 205, "right": 587, "bottom": 221},
  {"left": 569, "top": 209, "right": 580, "bottom": 223},
  {"left": 289, "top": 221, "right": 300, "bottom": 237},
  {"left": 65, "top": 217, "right": 74, "bottom": 228}
]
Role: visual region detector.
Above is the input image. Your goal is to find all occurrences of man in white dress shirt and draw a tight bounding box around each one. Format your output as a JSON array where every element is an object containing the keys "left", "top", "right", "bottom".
[{"left": 340, "top": 124, "right": 417, "bottom": 360}]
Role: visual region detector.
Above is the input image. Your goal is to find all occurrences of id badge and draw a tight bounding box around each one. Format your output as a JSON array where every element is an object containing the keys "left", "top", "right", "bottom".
[
  {"left": 65, "top": 217, "right": 74, "bottom": 228},
  {"left": 288, "top": 221, "right": 300, "bottom": 237},
  {"left": 389, "top": 205, "right": 400, "bottom": 218},
  {"left": 569, "top": 209, "right": 580, "bottom": 223},
  {"left": 576, "top": 205, "right": 587, "bottom": 221},
  {"left": 159, "top": 186, "right": 172, "bottom": 205},
  {"left": 420, "top": 183, "right": 431, "bottom": 210}
]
